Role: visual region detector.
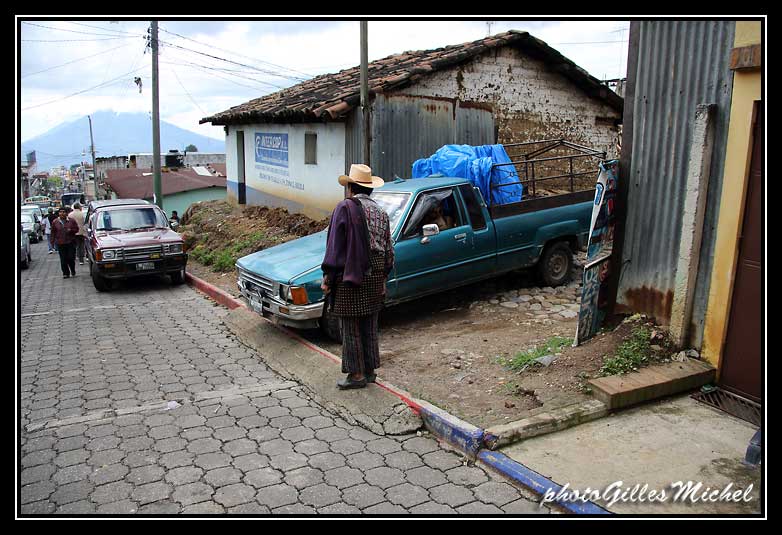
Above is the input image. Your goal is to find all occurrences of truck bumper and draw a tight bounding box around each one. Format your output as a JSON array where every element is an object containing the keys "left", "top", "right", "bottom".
[
  {"left": 237, "top": 279, "right": 323, "bottom": 330},
  {"left": 95, "top": 254, "right": 188, "bottom": 279}
]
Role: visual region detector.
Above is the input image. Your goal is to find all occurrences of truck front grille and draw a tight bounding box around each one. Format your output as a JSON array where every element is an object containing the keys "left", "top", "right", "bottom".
[
  {"left": 238, "top": 268, "right": 275, "bottom": 296},
  {"left": 124, "top": 245, "right": 163, "bottom": 261}
]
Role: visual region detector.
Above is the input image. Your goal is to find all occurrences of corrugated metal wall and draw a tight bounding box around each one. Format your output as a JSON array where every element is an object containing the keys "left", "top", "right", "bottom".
[
  {"left": 357, "top": 94, "right": 495, "bottom": 180},
  {"left": 618, "top": 20, "right": 736, "bottom": 348}
]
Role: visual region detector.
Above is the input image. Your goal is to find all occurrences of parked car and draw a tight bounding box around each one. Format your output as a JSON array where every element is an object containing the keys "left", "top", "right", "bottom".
[
  {"left": 236, "top": 176, "right": 593, "bottom": 341},
  {"left": 20, "top": 224, "right": 31, "bottom": 269},
  {"left": 21, "top": 205, "right": 46, "bottom": 239},
  {"left": 85, "top": 199, "right": 188, "bottom": 291},
  {"left": 20, "top": 213, "right": 42, "bottom": 243}
]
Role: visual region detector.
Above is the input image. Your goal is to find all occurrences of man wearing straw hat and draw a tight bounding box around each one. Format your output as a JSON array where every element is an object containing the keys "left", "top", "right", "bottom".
[{"left": 321, "top": 164, "right": 395, "bottom": 389}]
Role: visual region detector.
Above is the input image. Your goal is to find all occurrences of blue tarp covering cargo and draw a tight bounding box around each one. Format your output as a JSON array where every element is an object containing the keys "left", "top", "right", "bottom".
[{"left": 411, "top": 144, "right": 523, "bottom": 205}]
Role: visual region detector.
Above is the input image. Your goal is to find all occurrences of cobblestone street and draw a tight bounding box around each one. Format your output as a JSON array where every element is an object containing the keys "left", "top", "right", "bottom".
[{"left": 18, "top": 240, "right": 547, "bottom": 515}]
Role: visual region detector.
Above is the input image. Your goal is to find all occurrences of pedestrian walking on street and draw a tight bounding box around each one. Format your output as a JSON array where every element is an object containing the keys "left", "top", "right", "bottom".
[
  {"left": 68, "top": 202, "right": 87, "bottom": 265},
  {"left": 52, "top": 207, "right": 79, "bottom": 278},
  {"left": 321, "top": 164, "right": 394, "bottom": 390},
  {"left": 46, "top": 208, "right": 58, "bottom": 253},
  {"left": 42, "top": 209, "right": 54, "bottom": 254}
]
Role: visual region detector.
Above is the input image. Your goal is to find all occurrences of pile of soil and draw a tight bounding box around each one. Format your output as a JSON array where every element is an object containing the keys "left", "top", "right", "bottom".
[{"left": 179, "top": 200, "right": 328, "bottom": 272}]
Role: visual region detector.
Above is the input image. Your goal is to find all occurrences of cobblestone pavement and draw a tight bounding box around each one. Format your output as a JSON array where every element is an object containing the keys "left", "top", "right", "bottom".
[{"left": 19, "top": 241, "right": 549, "bottom": 515}]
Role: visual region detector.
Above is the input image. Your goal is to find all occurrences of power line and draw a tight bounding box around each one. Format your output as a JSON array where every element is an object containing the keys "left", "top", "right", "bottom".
[
  {"left": 171, "top": 66, "right": 206, "bottom": 115},
  {"left": 158, "top": 26, "right": 312, "bottom": 81},
  {"left": 22, "top": 37, "right": 137, "bottom": 42},
  {"left": 61, "top": 20, "right": 140, "bottom": 35},
  {"left": 157, "top": 38, "right": 302, "bottom": 85},
  {"left": 552, "top": 39, "right": 629, "bottom": 45},
  {"left": 160, "top": 59, "right": 282, "bottom": 91},
  {"left": 22, "top": 66, "right": 147, "bottom": 111},
  {"left": 21, "top": 44, "right": 131, "bottom": 78},
  {"left": 21, "top": 21, "right": 143, "bottom": 38}
]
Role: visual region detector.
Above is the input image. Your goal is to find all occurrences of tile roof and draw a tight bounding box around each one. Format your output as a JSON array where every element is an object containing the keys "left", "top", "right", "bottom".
[
  {"left": 105, "top": 165, "right": 227, "bottom": 200},
  {"left": 200, "top": 30, "right": 623, "bottom": 126}
]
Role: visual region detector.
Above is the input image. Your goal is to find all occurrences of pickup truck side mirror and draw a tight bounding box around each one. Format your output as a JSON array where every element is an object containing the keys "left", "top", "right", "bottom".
[{"left": 422, "top": 224, "right": 440, "bottom": 237}]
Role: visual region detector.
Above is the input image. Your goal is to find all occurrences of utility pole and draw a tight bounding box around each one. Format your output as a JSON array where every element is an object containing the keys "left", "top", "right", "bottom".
[
  {"left": 360, "top": 21, "right": 370, "bottom": 167},
  {"left": 150, "top": 20, "right": 163, "bottom": 209},
  {"left": 88, "top": 115, "right": 97, "bottom": 199}
]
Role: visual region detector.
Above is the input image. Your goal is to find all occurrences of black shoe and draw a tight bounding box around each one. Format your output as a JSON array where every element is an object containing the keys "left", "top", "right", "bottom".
[
  {"left": 337, "top": 375, "right": 367, "bottom": 390},
  {"left": 63, "top": 274, "right": 69, "bottom": 279},
  {"left": 366, "top": 372, "right": 377, "bottom": 383}
]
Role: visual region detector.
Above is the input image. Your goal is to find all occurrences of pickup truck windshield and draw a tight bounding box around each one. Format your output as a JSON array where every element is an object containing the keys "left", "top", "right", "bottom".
[
  {"left": 370, "top": 192, "right": 409, "bottom": 232},
  {"left": 96, "top": 207, "right": 168, "bottom": 231}
]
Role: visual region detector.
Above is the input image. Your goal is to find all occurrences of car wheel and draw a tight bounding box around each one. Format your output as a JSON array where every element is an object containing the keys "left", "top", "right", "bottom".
[
  {"left": 320, "top": 307, "right": 343, "bottom": 343},
  {"left": 170, "top": 267, "right": 185, "bottom": 285},
  {"left": 538, "top": 241, "right": 573, "bottom": 287},
  {"left": 21, "top": 254, "right": 29, "bottom": 269},
  {"left": 91, "top": 262, "right": 110, "bottom": 292}
]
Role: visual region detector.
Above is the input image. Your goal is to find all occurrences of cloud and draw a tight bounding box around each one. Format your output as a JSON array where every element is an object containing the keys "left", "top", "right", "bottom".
[{"left": 20, "top": 18, "right": 629, "bottom": 143}]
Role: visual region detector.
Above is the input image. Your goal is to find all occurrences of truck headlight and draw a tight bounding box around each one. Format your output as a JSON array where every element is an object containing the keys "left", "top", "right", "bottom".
[
  {"left": 101, "top": 249, "right": 117, "bottom": 260},
  {"left": 168, "top": 243, "right": 183, "bottom": 254}
]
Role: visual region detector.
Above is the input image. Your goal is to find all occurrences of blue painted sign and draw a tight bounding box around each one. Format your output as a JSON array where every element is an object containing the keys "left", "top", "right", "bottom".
[
  {"left": 574, "top": 159, "right": 619, "bottom": 346},
  {"left": 255, "top": 133, "right": 289, "bottom": 168}
]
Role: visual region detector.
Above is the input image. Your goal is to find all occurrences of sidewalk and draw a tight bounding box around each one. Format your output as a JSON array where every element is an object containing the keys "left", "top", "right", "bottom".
[{"left": 499, "top": 395, "right": 762, "bottom": 514}]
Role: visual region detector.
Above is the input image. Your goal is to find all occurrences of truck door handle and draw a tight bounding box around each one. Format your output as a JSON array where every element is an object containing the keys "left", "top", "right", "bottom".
[
  {"left": 420, "top": 237, "right": 430, "bottom": 244},
  {"left": 454, "top": 233, "right": 467, "bottom": 240}
]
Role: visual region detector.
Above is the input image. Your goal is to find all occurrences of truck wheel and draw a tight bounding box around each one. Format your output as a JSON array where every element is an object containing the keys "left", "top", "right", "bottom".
[
  {"left": 538, "top": 241, "right": 573, "bottom": 287},
  {"left": 320, "top": 308, "right": 343, "bottom": 343},
  {"left": 170, "top": 268, "right": 185, "bottom": 285},
  {"left": 91, "top": 263, "right": 110, "bottom": 292}
]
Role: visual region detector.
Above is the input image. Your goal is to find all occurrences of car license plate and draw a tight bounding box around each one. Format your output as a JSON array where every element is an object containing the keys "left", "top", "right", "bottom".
[{"left": 136, "top": 262, "right": 155, "bottom": 271}]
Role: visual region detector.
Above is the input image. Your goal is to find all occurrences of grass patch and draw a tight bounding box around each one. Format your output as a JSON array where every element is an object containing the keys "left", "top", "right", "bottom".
[
  {"left": 598, "top": 326, "right": 654, "bottom": 376},
  {"left": 504, "top": 336, "right": 571, "bottom": 372}
]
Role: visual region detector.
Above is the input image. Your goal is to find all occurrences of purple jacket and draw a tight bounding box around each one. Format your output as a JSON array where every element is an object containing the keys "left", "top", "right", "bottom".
[{"left": 321, "top": 199, "right": 370, "bottom": 286}]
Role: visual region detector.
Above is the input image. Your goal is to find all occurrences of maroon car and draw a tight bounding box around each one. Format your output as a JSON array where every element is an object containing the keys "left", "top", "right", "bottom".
[{"left": 85, "top": 199, "right": 188, "bottom": 291}]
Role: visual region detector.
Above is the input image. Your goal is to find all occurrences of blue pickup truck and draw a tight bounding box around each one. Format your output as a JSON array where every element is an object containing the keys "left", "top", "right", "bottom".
[{"left": 236, "top": 175, "right": 594, "bottom": 341}]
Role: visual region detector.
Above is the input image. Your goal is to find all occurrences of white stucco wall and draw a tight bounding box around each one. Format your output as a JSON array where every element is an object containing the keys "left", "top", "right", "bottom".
[{"left": 225, "top": 122, "right": 346, "bottom": 217}]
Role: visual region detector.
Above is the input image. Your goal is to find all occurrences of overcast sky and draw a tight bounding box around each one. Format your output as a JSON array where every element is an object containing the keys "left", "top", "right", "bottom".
[{"left": 19, "top": 18, "right": 630, "bottom": 143}]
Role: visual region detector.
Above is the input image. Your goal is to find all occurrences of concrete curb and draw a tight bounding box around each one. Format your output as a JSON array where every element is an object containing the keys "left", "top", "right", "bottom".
[
  {"left": 483, "top": 399, "right": 608, "bottom": 450},
  {"left": 185, "top": 271, "right": 604, "bottom": 513},
  {"left": 184, "top": 272, "right": 245, "bottom": 309},
  {"left": 478, "top": 450, "right": 612, "bottom": 515}
]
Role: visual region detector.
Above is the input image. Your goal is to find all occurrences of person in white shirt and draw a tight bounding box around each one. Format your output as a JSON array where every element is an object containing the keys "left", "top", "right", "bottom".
[
  {"left": 42, "top": 208, "right": 54, "bottom": 254},
  {"left": 67, "top": 202, "right": 87, "bottom": 265}
]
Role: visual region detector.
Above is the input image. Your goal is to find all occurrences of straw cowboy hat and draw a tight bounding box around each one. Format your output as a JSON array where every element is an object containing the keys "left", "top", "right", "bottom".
[{"left": 338, "top": 163, "right": 385, "bottom": 189}]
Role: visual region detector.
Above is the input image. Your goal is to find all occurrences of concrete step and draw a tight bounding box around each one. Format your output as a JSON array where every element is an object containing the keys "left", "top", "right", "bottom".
[{"left": 588, "top": 358, "right": 715, "bottom": 410}]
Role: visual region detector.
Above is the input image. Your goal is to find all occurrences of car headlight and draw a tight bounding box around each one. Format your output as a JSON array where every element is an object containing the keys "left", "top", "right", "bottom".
[
  {"left": 168, "top": 243, "right": 183, "bottom": 254},
  {"left": 102, "top": 249, "right": 117, "bottom": 260}
]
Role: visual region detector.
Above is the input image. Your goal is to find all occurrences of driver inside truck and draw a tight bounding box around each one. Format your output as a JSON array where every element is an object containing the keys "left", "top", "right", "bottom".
[{"left": 422, "top": 202, "right": 454, "bottom": 232}]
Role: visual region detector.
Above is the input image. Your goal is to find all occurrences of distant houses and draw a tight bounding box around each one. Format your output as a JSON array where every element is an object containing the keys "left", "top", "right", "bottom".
[{"left": 105, "top": 163, "right": 227, "bottom": 217}]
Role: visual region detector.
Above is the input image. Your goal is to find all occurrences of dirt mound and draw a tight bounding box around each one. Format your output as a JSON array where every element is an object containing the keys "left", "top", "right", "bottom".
[{"left": 180, "top": 200, "right": 328, "bottom": 272}]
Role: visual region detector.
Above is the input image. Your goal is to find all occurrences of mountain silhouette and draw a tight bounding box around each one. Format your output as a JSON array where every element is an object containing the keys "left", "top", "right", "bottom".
[{"left": 21, "top": 110, "right": 225, "bottom": 171}]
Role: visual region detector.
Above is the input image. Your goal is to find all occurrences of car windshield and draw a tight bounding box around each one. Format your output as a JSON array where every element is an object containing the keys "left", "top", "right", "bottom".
[
  {"left": 21, "top": 214, "right": 34, "bottom": 223},
  {"left": 96, "top": 207, "right": 168, "bottom": 231},
  {"left": 370, "top": 192, "right": 410, "bottom": 233}
]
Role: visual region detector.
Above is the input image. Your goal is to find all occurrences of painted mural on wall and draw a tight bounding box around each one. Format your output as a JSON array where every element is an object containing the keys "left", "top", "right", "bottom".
[
  {"left": 574, "top": 159, "right": 619, "bottom": 346},
  {"left": 254, "top": 132, "right": 304, "bottom": 192}
]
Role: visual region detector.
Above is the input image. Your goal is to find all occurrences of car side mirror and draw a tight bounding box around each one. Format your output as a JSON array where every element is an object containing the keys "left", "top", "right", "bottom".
[{"left": 422, "top": 224, "right": 440, "bottom": 237}]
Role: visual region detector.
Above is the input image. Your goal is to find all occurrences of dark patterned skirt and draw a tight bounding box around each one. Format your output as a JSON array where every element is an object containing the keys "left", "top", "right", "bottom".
[{"left": 333, "top": 252, "right": 386, "bottom": 317}]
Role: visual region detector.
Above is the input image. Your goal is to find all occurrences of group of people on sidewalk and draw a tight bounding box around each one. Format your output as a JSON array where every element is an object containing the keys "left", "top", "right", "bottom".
[{"left": 42, "top": 203, "right": 88, "bottom": 279}]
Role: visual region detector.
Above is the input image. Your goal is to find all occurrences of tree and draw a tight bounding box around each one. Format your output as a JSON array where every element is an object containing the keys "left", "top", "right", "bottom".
[{"left": 185, "top": 144, "right": 198, "bottom": 152}]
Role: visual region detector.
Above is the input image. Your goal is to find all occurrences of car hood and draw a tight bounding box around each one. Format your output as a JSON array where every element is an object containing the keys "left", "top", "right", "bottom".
[
  {"left": 236, "top": 230, "right": 327, "bottom": 283},
  {"left": 95, "top": 229, "right": 181, "bottom": 247}
]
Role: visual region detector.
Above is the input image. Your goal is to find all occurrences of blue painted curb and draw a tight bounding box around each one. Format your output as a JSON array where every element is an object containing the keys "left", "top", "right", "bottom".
[
  {"left": 415, "top": 399, "right": 484, "bottom": 458},
  {"left": 478, "top": 450, "right": 612, "bottom": 515}
]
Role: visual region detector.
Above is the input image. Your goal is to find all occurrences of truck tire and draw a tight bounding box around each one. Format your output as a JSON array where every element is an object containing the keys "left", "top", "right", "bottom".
[
  {"left": 320, "top": 307, "right": 343, "bottom": 343},
  {"left": 170, "top": 268, "right": 185, "bottom": 285},
  {"left": 538, "top": 241, "right": 573, "bottom": 287},
  {"left": 91, "top": 262, "right": 110, "bottom": 292}
]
